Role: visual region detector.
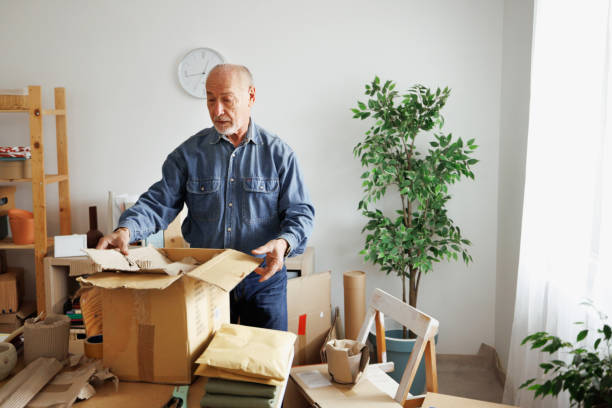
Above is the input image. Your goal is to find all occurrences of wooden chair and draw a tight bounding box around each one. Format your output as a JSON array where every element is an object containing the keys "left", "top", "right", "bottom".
[{"left": 355, "top": 288, "right": 439, "bottom": 408}]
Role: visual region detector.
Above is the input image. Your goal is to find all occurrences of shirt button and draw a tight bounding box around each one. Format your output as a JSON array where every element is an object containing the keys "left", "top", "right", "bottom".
[
  {"left": 230, "top": 178, "right": 235, "bottom": 182},
  {"left": 200, "top": 186, "right": 205, "bottom": 191},
  {"left": 232, "top": 153, "right": 236, "bottom": 157},
  {"left": 227, "top": 227, "right": 231, "bottom": 232},
  {"left": 259, "top": 186, "right": 264, "bottom": 190},
  {"left": 228, "top": 202, "right": 233, "bottom": 207}
]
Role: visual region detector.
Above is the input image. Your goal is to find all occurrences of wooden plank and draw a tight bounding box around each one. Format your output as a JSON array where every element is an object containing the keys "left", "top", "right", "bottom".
[
  {"left": 0, "top": 174, "right": 68, "bottom": 184},
  {"left": 370, "top": 288, "right": 438, "bottom": 338},
  {"left": 54, "top": 87, "right": 71, "bottom": 235},
  {"left": 356, "top": 306, "right": 376, "bottom": 344},
  {"left": 28, "top": 85, "right": 47, "bottom": 313},
  {"left": 403, "top": 396, "right": 425, "bottom": 408},
  {"left": 375, "top": 310, "right": 387, "bottom": 363},
  {"left": 424, "top": 339, "right": 439, "bottom": 393},
  {"left": 42, "top": 109, "right": 66, "bottom": 115},
  {"left": 394, "top": 333, "right": 427, "bottom": 403},
  {"left": 0, "top": 238, "right": 35, "bottom": 249}
]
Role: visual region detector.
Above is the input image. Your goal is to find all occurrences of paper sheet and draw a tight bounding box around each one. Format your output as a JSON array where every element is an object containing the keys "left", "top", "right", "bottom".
[{"left": 295, "top": 370, "right": 332, "bottom": 389}]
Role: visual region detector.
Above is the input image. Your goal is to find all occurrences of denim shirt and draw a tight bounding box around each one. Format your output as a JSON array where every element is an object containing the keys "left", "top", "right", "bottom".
[{"left": 117, "top": 119, "right": 315, "bottom": 256}]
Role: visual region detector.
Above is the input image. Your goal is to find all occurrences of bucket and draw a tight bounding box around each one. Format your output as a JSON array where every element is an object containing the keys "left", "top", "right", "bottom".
[{"left": 8, "top": 209, "right": 34, "bottom": 245}]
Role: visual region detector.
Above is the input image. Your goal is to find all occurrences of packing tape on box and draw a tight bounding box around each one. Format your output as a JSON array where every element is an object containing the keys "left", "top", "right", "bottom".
[
  {"left": 24, "top": 314, "right": 70, "bottom": 365},
  {"left": 84, "top": 334, "right": 103, "bottom": 360}
]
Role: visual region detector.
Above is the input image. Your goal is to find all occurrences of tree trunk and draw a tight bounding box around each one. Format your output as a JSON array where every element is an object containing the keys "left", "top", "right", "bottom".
[
  {"left": 407, "top": 269, "right": 418, "bottom": 339},
  {"left": 402, "top": 272, "right": 408, "bottom": 339}
]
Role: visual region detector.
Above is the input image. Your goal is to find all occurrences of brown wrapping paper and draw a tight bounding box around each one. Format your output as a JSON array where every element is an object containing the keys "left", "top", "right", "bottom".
[
  {"left": 343, "top": 271, "right": 366, "bottom": 340},
  {"left": 24, "top": 314, "right": 70, "bottom": 364},
  {"left": 325, "top": 339, "right": 369, "bottom": 384}
]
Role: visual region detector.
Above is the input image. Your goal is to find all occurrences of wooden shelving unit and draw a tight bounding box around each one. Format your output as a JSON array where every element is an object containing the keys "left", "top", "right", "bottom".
[{"left": 0, "top": 86, "right": 72, "bottom": 313}]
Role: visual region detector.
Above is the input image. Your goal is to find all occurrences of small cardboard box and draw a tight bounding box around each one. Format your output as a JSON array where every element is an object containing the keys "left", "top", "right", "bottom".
[
  {"left": 78, "top": 248, "right": 261, "bottom": 384},
  {"left": 288, "top": 271, "right": 332, "bottom": 366},
  {"left": 0, "top": 159, "right": 31, "bottom": 179},
  {"left": 0, "top": 267, "right": 24, "bottom": 313}
]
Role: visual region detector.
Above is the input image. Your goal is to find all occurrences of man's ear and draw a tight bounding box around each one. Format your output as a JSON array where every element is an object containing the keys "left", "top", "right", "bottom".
[{"left": 248, "top": 86, "right": 256, "bottom": 107}]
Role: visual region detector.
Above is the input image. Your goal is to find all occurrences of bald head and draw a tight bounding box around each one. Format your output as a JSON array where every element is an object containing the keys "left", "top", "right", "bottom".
[
  {"left": 205, "top": 64, "right": 256, "bottom": 141},
  {"left": 207, "top": 64, "right": 254, "bottom": 89}
]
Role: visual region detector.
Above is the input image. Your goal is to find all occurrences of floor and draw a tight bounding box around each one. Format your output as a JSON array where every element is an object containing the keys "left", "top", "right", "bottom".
[{"left": 437, "top": 344, "right": 505, "bottom": 403}]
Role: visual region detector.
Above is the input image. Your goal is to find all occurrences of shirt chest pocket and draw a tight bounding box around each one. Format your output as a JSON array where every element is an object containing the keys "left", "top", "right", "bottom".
[
  {"left": 186, "top": 179, "right": 221, "bottom": 222},
  {"left": 241, "top": 177, "right": 279, "bottom": 224}
]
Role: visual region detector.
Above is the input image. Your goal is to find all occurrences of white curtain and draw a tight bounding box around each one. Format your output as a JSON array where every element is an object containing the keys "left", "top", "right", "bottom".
[{"left": 503, "top": 0, "right": 612, "bottom": 407}]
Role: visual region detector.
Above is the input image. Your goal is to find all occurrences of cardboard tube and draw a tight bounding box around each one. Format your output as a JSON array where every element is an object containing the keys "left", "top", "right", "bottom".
[
  {"left": 24, "top": 314, "right": 70, "bottom": 364},
  {"left": 343, "top": 271, "right": 366, "bottom": 340}
]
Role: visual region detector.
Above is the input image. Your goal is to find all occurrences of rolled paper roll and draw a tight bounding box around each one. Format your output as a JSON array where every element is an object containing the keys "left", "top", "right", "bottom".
[
  {"left": 343, "top": 271, "right": 366, "bottom": 340},
  {"left": 24, "top": 314, "right": 70, "bottom": 364},
  {"left": 84, "top": 334, "right": 103, "bottom": 360}
]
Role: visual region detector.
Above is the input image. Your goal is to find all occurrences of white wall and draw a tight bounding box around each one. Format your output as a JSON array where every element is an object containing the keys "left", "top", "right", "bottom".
[
  {"left": 495, "top": 0, "right": 533, "bottom": 369},
  {"left": 1, "top": 0, "right": 508, "bottom": 354}
]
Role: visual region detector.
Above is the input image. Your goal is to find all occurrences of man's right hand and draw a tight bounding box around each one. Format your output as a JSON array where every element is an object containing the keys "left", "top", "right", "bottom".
[{"left": 96, "top": 227, "right": 130, "bottom": 255}]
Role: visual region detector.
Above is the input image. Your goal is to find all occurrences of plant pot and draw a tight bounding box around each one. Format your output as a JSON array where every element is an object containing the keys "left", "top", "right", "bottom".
[
  {"left": 0, "top": 342, "right": 17, "bottom": 381},
  {"left": 369, "top": 327, "right": 439, "bottom": 395},
  {"left": 8, "top": 208, "right": 34, "bottom": 245}
]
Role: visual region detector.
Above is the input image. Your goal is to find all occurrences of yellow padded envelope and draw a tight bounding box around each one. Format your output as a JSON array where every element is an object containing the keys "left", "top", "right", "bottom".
[{"left": 195, "top": 323, "right": 296, "bottom": 382}]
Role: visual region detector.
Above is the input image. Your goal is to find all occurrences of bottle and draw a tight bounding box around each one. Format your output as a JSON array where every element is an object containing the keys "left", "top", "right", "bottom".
[{"left": 87, "top": 206, "right": 104, "bottom": 248}]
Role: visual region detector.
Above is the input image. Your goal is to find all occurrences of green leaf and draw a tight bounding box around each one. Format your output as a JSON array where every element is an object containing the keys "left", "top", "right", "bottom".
[
  {"left": 519, "top": 378, "right": 536, "bottom": 389},
  {"left": 594, "top": 338, "right": 601, "bottom": 350},
  {"left": 604, "top": 324, "right": 611, "bottom": 339},
  {"left": 576, "top": 329, "right": 588, "bottom": 342},
  {"left": 358, "top": 101, "right": 366, "bottom": 110}
]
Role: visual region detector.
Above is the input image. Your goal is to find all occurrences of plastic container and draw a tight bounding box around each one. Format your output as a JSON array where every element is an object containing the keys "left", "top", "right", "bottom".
[{"left": 8, "top": 208, "right": 34, "bottom": 245}]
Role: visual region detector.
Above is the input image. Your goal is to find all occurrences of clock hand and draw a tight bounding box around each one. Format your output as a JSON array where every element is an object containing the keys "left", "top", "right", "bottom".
[{"left": 185, "top": 72, "right": 205, "bottom": 77}]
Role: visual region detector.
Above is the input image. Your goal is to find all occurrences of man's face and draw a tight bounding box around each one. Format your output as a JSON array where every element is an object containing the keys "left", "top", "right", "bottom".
[{"left": 206, "top": 69, "right": 255, "bottom": 136}]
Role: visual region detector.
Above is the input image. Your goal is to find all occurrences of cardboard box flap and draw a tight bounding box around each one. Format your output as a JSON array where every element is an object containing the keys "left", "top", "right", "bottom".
[
  {"left": 77, "top": 272, "right": 182, "bottom": 290},
  {"left": 186, "top": 249, "right": 261, "bottom": 291},
  {"left": 83, "top": 247, "right": 198, "bottom": 276}
]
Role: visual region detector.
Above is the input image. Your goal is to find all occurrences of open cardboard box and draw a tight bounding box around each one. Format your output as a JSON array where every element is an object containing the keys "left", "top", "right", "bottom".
[{"left": 78, "top": 247, "right": 261, "bottom": 384}]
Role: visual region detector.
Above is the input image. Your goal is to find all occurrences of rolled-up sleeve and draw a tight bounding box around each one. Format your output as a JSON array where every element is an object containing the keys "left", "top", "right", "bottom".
[
  {"left": 117, "top": 150, "right": 186, "bottom": 243},
  {"left": 277, "top": 150, "right": 315, "bottom": 256}
]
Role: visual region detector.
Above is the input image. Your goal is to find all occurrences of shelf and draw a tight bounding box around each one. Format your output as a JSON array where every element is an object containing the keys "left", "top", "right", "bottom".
[
  {"left": 0, "top": 109, "right": 65, "bottom": 115},
  {"left": 0, "top": 237, "right": 53, "bottom": 250},
  {"left": 0, "top": 174, "right": 69, "bottom": 184}
]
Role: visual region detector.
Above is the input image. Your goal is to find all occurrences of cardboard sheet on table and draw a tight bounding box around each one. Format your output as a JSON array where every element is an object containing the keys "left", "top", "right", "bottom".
[{"left": 290, "top": 364, "right": 402, "bottom": 408}]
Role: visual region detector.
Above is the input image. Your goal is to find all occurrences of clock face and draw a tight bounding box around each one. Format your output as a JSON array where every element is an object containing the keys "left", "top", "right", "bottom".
[{"left": 178, "top": 48, "right": 225, "bottom": 99}]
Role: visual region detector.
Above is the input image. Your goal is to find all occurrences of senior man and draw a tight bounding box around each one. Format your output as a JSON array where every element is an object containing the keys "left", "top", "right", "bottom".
[{"left": 97, "top": 64, "right": 315, "bottom": 331}]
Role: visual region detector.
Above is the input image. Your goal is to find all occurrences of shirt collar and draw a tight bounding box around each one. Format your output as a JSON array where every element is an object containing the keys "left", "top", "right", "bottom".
[{"left": 210, "top": 118, "right": 260, "bottom": 145}]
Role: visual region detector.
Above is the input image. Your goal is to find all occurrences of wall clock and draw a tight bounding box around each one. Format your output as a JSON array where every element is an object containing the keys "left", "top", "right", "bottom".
[{"left": 177, "top": 48, "right": 225, "bottom": 98}]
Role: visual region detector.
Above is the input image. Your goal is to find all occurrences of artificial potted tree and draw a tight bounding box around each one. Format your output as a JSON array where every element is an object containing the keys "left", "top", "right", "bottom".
[{"left": 352, "top": 77, "right": 478, "bottom": 389}]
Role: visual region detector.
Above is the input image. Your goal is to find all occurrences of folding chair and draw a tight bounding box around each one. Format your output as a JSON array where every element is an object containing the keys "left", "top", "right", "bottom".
[{"left": 356, "top": 288, "right": 439, "bottom": 408}]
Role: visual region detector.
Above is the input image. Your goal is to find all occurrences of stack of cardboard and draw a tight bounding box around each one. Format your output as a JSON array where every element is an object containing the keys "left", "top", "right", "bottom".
[{"left": 195, "top": 323, "right": 296, "bottom": 408}]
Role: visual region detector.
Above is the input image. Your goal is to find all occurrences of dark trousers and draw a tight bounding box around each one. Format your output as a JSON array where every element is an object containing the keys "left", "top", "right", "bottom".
[{"left": 230, "top": 266, "right": 288, "bottom": 331}]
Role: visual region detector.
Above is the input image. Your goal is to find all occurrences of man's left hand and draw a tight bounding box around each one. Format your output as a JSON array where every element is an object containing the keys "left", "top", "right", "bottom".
[{"left": 251, "top": 239, "right": 288, "bottom": 282}]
